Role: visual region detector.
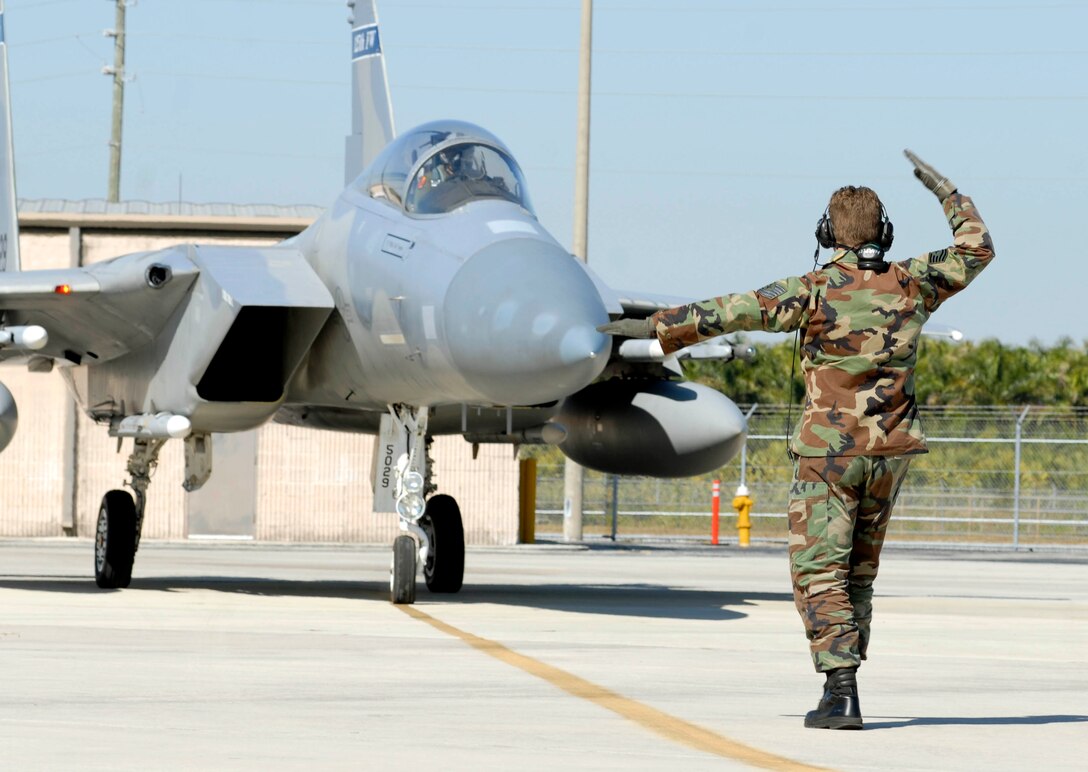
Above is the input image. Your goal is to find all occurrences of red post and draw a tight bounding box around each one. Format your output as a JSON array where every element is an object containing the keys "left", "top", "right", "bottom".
[{"left": 711, "top": 479, "right": 721, "bottom": 545}]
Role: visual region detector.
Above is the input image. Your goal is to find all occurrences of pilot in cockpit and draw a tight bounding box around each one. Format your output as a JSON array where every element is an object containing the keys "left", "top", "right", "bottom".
[
  {"left": 455, "top": 146, "right": 486, "bottom": 181},
  {"left": 409, "top": 144, "right": 515, "bottom": 214}
]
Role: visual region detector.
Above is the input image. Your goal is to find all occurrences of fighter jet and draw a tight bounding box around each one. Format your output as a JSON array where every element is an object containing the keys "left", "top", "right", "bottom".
[{"left": 0, "top": 1, "right": 749, "bottom": 603}]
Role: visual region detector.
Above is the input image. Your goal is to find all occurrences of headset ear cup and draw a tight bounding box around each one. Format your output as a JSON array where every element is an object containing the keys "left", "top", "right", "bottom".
[
  {"left": 880, "top": 217, "right": 894, "bottom": 250},
  {"left": 816, "top": 213, "right": 836, "bottom": 249},
  {"left": 876, "top": 203, "right": 894, "bottom": 250}
]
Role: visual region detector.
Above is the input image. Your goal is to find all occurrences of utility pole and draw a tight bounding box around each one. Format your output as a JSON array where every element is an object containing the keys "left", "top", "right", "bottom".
[
  {"left": 563, "top": 0, "right": 593, "bottom": 543},
  {"left": 104, "top": 0, "right": 127, "bottom": 203}
]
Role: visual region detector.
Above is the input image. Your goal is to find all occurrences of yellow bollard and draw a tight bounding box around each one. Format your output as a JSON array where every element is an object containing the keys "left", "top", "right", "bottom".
[
  {"left": 518, "top": 458, "right": 537, "bottom": 544},
  {"left": 732, "top": 484, "right": 753, "bottom": 548}
]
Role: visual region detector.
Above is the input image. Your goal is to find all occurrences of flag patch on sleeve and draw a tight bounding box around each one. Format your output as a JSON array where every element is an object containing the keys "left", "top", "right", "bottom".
[{"left": 757, "top": 282, "right": 787, "bottom": 299}]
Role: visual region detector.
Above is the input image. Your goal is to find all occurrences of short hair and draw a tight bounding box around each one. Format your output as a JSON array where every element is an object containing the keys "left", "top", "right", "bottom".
[{"left": 828, "top": 186, "right": 883, "bottom": 248}]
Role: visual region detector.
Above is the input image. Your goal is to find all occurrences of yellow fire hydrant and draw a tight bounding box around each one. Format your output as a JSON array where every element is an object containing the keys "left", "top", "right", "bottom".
[{"left": 732, "top": 484, "right": 754, "bottom": 548}]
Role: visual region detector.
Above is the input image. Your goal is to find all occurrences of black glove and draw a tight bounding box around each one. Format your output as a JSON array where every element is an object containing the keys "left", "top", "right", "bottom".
[
  {"left": 596, "top": 317, "right": 655, "bottom": 338},
  {"left": 904, "top": 149, "right": 957, "bottom": 203}
]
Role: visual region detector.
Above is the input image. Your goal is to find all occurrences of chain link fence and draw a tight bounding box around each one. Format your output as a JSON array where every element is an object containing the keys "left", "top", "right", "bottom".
[{"left": 535, "top": 405, "right": 1088, "bottom": 549}]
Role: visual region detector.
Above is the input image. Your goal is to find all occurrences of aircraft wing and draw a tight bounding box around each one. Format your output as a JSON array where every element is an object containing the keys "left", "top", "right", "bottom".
[
  {"left": 0, "top": 244, "right": 333, "bottom": 383},
  {"left": 0, "top": 249, "right": 198, "bottom": 365},
  {"left": 577, "top": 262, "right": 691, "bottom": 318}
]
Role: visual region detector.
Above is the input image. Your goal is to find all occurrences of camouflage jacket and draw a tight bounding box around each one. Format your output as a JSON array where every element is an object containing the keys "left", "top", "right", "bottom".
[{"left": 651, "top": 193, "right": 994, "bottom": 457}]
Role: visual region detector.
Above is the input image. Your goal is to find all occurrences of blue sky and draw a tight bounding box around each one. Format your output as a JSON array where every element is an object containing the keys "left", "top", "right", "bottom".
[{"left": 5, "top": 0, "right": 1086, "bottom": 345}]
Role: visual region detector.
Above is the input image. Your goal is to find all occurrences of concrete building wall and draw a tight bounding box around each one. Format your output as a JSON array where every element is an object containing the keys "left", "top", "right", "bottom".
[
  {"left": 0, "top": 215, "right": 520, "bottom": 545},
  {"left": 0, "top": 368, "right": 68, "bottom": 536},
  {"left": 253, "top": 428, "right": 519, "bottom": 544}
]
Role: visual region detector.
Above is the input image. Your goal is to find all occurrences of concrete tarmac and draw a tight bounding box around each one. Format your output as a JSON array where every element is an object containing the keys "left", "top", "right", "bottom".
[{"left": 1, "top": 539, "right": 1085, "bottom": 771}]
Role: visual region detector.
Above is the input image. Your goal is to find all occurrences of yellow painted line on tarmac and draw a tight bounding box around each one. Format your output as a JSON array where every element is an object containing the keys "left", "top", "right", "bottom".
[{"left": 399, "top": 605, "right": 835, "bottom": 772}]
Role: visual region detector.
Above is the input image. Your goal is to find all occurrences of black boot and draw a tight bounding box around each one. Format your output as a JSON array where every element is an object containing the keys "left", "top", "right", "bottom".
[{"left": 804, "top": 667, "right": 862, "bottom": 729}]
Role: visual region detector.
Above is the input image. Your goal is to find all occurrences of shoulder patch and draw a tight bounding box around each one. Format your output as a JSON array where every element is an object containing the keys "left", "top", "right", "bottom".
[
  {"left": 756, "top": 281, "right": 787, "bottom": 300},
  {"left": 928, "top": 249, "right": 948, "bottom": 264}
]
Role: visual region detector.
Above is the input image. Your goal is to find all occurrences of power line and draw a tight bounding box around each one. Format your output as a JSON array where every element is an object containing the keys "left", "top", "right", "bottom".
[
  {"left": 13, "top": 70, "right": 97, "bottom": 84},
  {"left": 124, "top": 32, "right": 331, "bottom": 47},
  {"left": 391, "top": 83, "right": 1088, "bottom": 102},
  {"left": 7, "top": 32, "right": 101, "bottom": 48},
  {"left": 142, "top": 70, "right": 345, "bottom": 87},
  {"left": 179, "top": 0, "right": 343, "bottom": 5},
  {"left": 15, "top": 31, "right": 1086, "bottom": 60},
  {"left": 391, "top": 43, "right": 1088, "bottom": 58},
  {"left": 8, "top": 0, "right": 82, "bottom": 9},
  {"left": 25, "top": 69, "right": 1075, "bottom": 102},
  {"left": 18, "top": 143, "right": 103, "bottom": 159},
  {"left": 14, "top": 69, "right": 346, "bottom": 87},
  {"left": 125, "top": 144, "right": 339, "bottom": 162},
  {"left": 391, "top": 2, "right": 1088, "bottom": 11},
  {"left": 521, "top": 166, "right": 1088, "bottom": 183}
]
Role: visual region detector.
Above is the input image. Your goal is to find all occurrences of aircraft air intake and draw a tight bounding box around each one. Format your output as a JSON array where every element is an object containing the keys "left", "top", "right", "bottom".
[{"left": 444, "top": 238, "right": 610, "bottom": 406}]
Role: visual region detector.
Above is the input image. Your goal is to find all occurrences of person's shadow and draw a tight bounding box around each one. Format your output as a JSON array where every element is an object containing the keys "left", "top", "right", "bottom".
[{"left": 863, "top": 715, "right": 1088, "bottom": 729}]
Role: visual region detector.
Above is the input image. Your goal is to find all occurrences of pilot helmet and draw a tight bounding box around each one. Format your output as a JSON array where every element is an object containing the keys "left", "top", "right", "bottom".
[{"left": 456, "top": 146, "right": 486, "bottom": 180}]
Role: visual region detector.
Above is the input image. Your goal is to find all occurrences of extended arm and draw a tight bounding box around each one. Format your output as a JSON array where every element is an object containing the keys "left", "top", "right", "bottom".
[{"left": 648, "top": 275, "right": 813, "bottom": 355}]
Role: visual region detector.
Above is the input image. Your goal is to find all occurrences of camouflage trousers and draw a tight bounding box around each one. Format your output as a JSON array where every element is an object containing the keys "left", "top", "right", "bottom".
[{"left": 788, "top": 454, "right": 911, "bottom": 672}]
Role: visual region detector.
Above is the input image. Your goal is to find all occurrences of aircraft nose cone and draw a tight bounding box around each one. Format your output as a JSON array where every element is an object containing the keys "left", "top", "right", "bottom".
[
  {"left": 559, "top": 324, "right": 603, "bottom": 366},
  {"left": 445, "top": 238, "right": 610, "bottom": 405}
]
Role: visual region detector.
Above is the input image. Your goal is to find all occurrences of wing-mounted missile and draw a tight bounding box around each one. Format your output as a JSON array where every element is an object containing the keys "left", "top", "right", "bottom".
[
  {"left": 112, "top": 412, "right": 192, "bottom": 440},
  {"left": 0, "top": 380, "right": 16, "bottom": 453},
  {"left": 615, "top": 337, "right": 756, "bottom": 364},
  {"left": 0, "top": 324, "right": 47, "bottom": 352},
  {"left": 602, "top": 336, "right": 756, "bottom": 381},
  {"left": 0, "top": 326, "right": 50, "bottom": 454},
  {"left": 462, "top": 423, "right": 567, "bottom": 446},
  {"left": 554, "top": 379, "right": 747, "bottom": 477}
]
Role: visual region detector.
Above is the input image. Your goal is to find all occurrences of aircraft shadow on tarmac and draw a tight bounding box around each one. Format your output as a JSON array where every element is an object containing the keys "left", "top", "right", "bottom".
[
  {"left": 0, "top": 576, "right": 791, "bottom": 621},
  {"left": 863, "top": 714, "right": 1088, "bottom": 729}
]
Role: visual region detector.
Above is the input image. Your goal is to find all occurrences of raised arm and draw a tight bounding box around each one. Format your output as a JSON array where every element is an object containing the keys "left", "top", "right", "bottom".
[{"left": 902, "top": 149, "right": 995, "bottom": 313}]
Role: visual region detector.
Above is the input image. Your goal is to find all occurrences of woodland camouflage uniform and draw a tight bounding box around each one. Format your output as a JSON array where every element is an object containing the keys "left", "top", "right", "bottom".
[{"left": 650, "top": 192, "right": 994, "bottom": 671}]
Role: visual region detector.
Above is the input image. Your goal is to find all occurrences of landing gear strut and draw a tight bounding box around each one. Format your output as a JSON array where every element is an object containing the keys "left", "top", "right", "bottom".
[{"left": 382, "top": 406, "right": 466, "bottom": 604}]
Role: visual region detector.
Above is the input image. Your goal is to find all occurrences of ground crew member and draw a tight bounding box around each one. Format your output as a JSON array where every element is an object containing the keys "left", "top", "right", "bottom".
[{"left": 598, "top": 150, "right": 994, "bottom": 730}]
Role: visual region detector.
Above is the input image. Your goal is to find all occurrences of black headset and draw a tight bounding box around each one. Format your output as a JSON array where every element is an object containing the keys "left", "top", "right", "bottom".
[{"left": 815, "top": 201, "right": 894, "bottom": 270}]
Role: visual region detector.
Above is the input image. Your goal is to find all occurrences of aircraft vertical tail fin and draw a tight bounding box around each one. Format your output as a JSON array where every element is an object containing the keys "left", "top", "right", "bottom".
[
  {"left": 0, "top": 1, "right": 20, "bottom": 271},
  {"left": 344, "top": 0, "right": 396, "bottom": 186}
]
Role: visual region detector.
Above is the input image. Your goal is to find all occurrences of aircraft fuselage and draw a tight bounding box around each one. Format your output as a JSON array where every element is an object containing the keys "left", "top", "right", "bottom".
[{"left": 287, "top": 183, "right": 611, "bottom": 412}]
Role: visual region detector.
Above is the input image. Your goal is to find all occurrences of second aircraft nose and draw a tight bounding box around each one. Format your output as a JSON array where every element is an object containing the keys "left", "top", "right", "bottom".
[{"left": 444, "top": 238, "right": 610, "bottom": 405}]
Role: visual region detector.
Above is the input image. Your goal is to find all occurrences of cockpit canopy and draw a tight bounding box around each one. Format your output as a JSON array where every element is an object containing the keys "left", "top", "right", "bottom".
[{"left": 354, "top": 120, "right": 534, "bottom": 216}]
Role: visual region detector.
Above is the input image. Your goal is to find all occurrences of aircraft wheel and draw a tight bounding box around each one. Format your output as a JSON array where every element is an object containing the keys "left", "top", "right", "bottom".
[
  {"left": 94, "top": 490, "right": 137, "bottom": 589},
  {"left": 421, "top": 494, "right": 464, "bottom": 594},
  {"left": 390, "top": 535, "right": 417, "bottom": 605}
]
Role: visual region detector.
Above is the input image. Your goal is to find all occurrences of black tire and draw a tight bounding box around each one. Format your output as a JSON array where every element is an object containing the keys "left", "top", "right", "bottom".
[
  {"left": 421, "top": 494, "right": 464, "bottom": 594},
  {"left": 94, "top": 490, "right": 137, "bottom": 589},
  {"left": 390, "top": 535, "right": 417, "bottom": 605}
]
